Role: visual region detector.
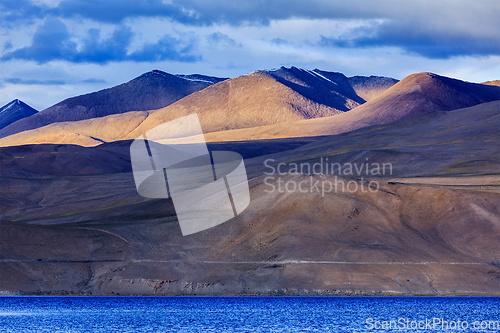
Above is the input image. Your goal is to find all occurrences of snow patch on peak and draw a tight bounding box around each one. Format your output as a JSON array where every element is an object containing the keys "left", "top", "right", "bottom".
[
  {"left": 179, "top": 77, "right": 214, "bottom": 84},
  {"left": 0, "top": 100, "right": 17, "bottom": 114},
  {"left": 0, "top": 99, "right": 37, "bottom": 119},
  {"left": 175, "top": 74, "right": 220, "bottom": 84},
  {"left": 142, "top": 70, "right": 170, "bottom": 78},
  {"left": 308, "top": 70, "right": 338, "bottom": 85},
  {"left": 264, "top": 67, "right": 281, "bottom": 73}
]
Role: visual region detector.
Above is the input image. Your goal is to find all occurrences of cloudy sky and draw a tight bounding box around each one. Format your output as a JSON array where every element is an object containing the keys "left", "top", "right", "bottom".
[{"left": 1, "top": 0, "right": 499, "bottom": 110}]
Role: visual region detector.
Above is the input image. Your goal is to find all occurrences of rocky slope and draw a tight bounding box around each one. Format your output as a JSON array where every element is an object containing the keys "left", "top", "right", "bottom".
[
  {"left": 348, "top": 75, "right": 399, "bottom": 101},
  {"left": 0, "top": 99, "right": 38, "bottom": 130}
]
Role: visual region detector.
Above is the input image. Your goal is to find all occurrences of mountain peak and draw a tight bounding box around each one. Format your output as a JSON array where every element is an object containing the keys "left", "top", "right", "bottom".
[
  {"left": 0, "top": 99, "right": 38, "bottom": 130},
  {"left": 151, "top": 69, "right": 167, "bottom": 75},
  {"left": 134, "top": 69, "right": 177, "bottom": 83},
  {"left": 404, "top": 71, "right": 440, "bottom": 81},
  {"left": 393, "top": 72, "right": 500, "bottom": 111},
  {"left": 137, "top": 69, "right": 227, "bottom": 85},
  {"left": 141, "top": 69, "right": 173, "bottom": 78}
]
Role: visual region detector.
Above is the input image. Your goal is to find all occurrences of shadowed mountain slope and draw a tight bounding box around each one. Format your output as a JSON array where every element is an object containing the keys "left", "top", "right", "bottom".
[
  {"left": 265, "top": 67, "right": 365, "bottom": 108},
  {"left": 0, "top": 100, "right": 38, "bottom": 130},
  {"left": 0, "top": 70, "right": 227, "bottom": 138},
  {"left": 348, "top": 75, "right": 399, "bottom": 101}
]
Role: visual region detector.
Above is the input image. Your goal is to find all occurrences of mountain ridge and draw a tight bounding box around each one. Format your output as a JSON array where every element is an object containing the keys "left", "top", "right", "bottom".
[
  {"left": 0, "top": 67, "right": 373, "bottom": 147},
  {"left": 1, "top": 71, "right": 496, "bottom": 147}
]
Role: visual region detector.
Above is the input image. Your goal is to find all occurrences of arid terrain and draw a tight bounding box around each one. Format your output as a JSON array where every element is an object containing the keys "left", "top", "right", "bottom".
[{"left": 1, "top": 68, "right": 499, "bottom": 296}]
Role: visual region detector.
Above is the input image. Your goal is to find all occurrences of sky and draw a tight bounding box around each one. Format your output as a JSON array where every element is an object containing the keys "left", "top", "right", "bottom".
[{"left": 1, "top": 0, "right": 499, "bottom": 110}]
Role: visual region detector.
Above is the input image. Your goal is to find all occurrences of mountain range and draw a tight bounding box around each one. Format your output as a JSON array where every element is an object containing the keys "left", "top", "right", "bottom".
[
  {"left": 1, "top": 67, "right": 499, "bottom": 296},
  {"left": 0, "top": 70, "right": 498, "bottom": 147}
]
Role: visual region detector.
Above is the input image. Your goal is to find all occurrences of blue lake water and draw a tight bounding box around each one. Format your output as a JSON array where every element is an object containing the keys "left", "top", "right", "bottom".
[{"left": 0, "top": 297, "right": 499, "bottom": 332}]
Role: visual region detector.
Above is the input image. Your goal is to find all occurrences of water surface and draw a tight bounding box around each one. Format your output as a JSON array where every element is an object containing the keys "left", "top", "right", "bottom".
[{"left": 0, "top": 297, "right": 498, "bottom": 332}]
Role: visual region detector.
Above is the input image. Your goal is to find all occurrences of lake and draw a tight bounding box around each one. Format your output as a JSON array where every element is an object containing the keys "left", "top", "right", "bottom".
[{"left": 0, "top": 297, "right": 499, "bottom": 332}]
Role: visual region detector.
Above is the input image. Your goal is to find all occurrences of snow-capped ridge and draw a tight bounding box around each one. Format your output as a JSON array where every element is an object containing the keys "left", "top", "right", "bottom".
[
  {"left": 309, "top": 69, "right": 338, "bottom": 85},
  {"left": 0, "top": 99, "right": 38, "bottom": 130}
]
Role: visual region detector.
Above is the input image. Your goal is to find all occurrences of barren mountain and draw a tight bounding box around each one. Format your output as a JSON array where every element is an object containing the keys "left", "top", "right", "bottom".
[
  {"left": 348, "top": 75, "right": 399, "bottom": 101},
  {"left": 0, "top": 99, "right": 38, "bottom": 130},
  {"left": 1, "top": 99, "right": 499, "bottom": 296},
  {"left": 0, "top": 70, "right": 227, "bottom": 138},
  {"left": 128, "top": 67, "right": 365, "bottom": 136}
]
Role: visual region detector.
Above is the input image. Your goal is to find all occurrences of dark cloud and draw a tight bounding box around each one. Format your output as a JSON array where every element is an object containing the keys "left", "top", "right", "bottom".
[
  {"left": 55, "top": 0, "right": 199, "bottom": 24},
  {"left": 2, "top": 0, "right": 499, "bottom": 29},
  {"left": 0, "top": 0, "right": 452, "bottom": 26},
  {"left": 55, "top": 0, "right": 281, "bottom": 25},
  {"left": 128, "top": 35, "right": 201, "bottom": 62},
  {"left": 2, "top": 18, "right": 77, "bottom": 63},
  {"left": 1, "top": 18, "right": 200, "bottom": 64},
  {"left": 1, "top": 0, "right": 499, "bottom": 61},
  {"left": 0, "top": 0, "right": 48, "bottom": 24},
  {"left": 5, "top": 78, "right": 66, "bottom": 85},
  {"left": 320, "top": 20, "right": 500, "bottom": 59},
  {"left": 73, "top": 26, "right": 133, "bottom": 63},
  {"left": 0, "top": 0, "right": 324, "bottom": 26}
]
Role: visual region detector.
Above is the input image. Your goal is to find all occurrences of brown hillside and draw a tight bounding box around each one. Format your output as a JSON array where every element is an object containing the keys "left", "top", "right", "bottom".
[{"left": 482, "top": 80, "right": 500, "bottom": 87}]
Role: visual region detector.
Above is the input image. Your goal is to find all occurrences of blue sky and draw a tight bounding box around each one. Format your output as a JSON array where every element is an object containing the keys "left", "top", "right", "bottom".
[{"left": 1, "top": 0, "right": 499, "bottom": 110}]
